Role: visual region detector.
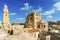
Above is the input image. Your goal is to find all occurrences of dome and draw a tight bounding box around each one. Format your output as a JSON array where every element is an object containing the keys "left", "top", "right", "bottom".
[
  {"left": 4, "top": 4, "right": 8, "bottom": 8},
  {"left": 41, "top": 20, "right": 46, "bottom": 23},
  {"left": 3, "top": 4, "right": 8, "bottom": 12}
]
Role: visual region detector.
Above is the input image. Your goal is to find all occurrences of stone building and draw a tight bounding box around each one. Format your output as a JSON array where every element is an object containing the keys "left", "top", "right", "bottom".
[
  {"left": 2, "top": 4, "right": 24, "bottom": 35},
  {"left": 0, "top": 21, "right": 7, "bottom": 40},
  {"left": 38, "top": 32, "right": 51, "bottom": 40},
  {"left": 37, "top": 20, "right": 48, "bottom": 31},
  {"left": 25, "top": 10, "right": 41, "bottom": 29},
  {"left": 25, "top": 10, "right": 48, "bottom": 31},
  {"left": 0, "top": 21, "right": 2, "bottom": 28},
  {"left": 11, "top": 23, "right": 24, "bottom": 35},
  {"left": 3, "top": 4, "right": 11, "bottom": 28},
  {"left": 2, "top": 4, "right": 48, "bottom": 36},
  {"left": 2, "top": 4, "right": 12, "bottom": 35}
]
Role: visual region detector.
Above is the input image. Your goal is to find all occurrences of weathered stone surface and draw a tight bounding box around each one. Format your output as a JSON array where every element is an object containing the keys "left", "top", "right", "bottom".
[
  {"left": 0, "top": 28, "right": 7, "bottom": 40},
  {"left": 6, "top": 29, "right": 37, "bottom": 40}
]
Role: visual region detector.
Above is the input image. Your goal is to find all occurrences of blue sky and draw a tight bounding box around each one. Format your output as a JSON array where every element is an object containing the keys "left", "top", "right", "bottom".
[{"left": 0, "top": 0, "right": 60, "bottom": 23}]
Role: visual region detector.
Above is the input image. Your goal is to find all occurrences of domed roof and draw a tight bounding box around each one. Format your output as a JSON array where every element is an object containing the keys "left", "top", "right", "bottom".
[
  {"left": 31, "top": 10, "right": 36, "bottom": 14},
  {"left": 3, "top": 4, "right": 8, "bottom": 12},
  {"left": 4, "top": 4, "right": 8, "bottom": 8},
  {"left": 41, "top": 20, "right": 46, "bottom": 23}
]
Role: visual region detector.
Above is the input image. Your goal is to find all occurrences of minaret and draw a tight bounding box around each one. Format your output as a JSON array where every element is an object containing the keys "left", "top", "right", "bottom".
[{"left": 3, "top": 4, "right": 11, "bottom": 29}]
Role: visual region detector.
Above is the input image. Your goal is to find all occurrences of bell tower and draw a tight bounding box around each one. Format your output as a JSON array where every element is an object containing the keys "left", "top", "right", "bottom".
[
  {"left": 25, "top": 10, "right": 41, "bottom": 29},
  {"left": 3, "top": 4, "right": 11, "bottom": 30}
]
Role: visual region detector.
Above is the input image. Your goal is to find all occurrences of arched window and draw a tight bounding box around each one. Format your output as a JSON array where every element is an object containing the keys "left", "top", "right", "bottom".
[
  {"left": 0, "top": 26, "right": 1, "bottom": 29},
  {"left": 44, "top": 25, "right": 45, "bottom": 28},
  {"left": 38, "top": 25, "right": 40, "bottom": 28}
]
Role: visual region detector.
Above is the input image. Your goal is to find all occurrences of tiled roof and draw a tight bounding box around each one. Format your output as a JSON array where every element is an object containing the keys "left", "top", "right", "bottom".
[{"left": 28, "top": 29, "right": 39, "bottom": 33}]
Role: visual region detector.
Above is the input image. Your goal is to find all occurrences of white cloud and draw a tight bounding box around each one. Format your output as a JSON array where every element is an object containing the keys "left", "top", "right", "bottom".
[
  {"left": 9, "top": 13, "right": 16, "bottom": 16},
  {"left": 42, "top": 9, "right": 55, "bottom": 15},
  {"left": 47, "top": 15, "right": 52, "bottom": 19},
  {"left": 24, "top": 3, "right": 29, "bottom": 6},
  {"left": 35, "top": 8, "right": 55, "bottom": 19},
  {"left": 20, "top": 3, "right": 32, "bottom": 10},
  {"left": 41, "top": 2, "right": 60, "bottom": 20},
  {"left": 54, "top": 2, "right": 60, "bottom": 10},
  {"left": 36, "top": 8, "right": 42, "bottom": 12},
  {"left": 43, "top": 1, "right": 60, "bottom": 19}
]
